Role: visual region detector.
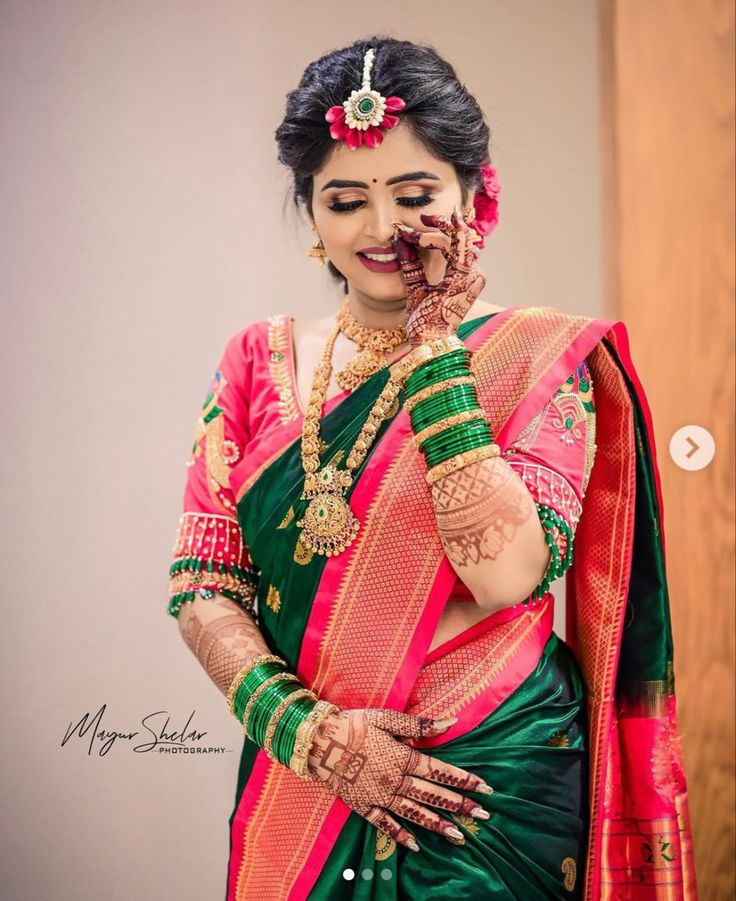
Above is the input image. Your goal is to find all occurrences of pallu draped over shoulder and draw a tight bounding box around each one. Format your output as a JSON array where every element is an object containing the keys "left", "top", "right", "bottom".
[{"left": 167, "top": 305, "right": 698, "bottom": 900}]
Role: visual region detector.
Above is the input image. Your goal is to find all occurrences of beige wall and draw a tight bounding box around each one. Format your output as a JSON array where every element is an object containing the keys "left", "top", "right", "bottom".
[
  {"left": 0, "top": 3, "right": 603, "bottom": 898},
  {"left": 600, "top": 2, "right": 735, "bottom": 896}
]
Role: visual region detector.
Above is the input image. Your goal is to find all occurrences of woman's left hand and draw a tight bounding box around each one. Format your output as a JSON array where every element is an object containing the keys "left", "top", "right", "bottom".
[{"left": 391, "top": 207, "right": 486, "bottom": 347}]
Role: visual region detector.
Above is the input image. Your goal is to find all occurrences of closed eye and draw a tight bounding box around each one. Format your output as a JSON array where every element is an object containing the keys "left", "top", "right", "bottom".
[{"left": 328, "top": 194, "right": 435, "bottom": 213}]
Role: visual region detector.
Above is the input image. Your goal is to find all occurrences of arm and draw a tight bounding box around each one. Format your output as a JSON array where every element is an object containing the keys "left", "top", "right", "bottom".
[
  {"left": 177, "top": 592, "right": 272, "bottom": 696},
  {"left": 429, "top": 360, "right": 596, "bottom": 612}
]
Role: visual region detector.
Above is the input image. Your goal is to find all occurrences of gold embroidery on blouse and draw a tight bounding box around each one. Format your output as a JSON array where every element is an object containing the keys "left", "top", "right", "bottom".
[
  {"left": 562, "top": 857, "right": 577, "bottom": 891},
  {"left": 265, "top": 584, "right": 282, "bottom": 614},
  {"left": 547, "top": 729, "right": 571, "bottom": 747},
  {"left": 267, "top": 314, "right": 300, "bottom": 424}
]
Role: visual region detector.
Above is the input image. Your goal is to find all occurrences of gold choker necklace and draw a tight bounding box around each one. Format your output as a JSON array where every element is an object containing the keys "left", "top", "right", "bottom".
[{"left": 334, "top": 298, "right": 408, "bottom": 391}]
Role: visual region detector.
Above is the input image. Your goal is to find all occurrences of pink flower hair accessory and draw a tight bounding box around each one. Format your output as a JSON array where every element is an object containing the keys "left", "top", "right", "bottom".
[
  {"left": 325, "top": 48, "right": 406, "bottom": 150},
  {"left": 467, "top": 162, "right": 501, "bottom": 249}
]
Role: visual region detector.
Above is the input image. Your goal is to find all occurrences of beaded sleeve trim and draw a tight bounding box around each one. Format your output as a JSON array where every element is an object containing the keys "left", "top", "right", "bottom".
[
  {"left": 507, "top": 461, "right": 583, "bottom": 530},
  {"left": 167, "top": 512, "right": 260, "bottom": 618}
]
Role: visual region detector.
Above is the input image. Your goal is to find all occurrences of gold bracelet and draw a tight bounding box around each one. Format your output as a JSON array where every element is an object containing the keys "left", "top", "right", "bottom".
[
  {"left": 389, "top": 334, "right": 466, "bottom": 384},
  {"left": 241, "top": 671, "right": 301, "bottom": 740},
  {"left": 425, "top": 443, "right": 503, "bottom": 485},
  {"left": 262, "top": 688, "right": 318, "bottom": 762},
  {"left": 412, "top": 409, "right": 488, "bottom": 448},
  {"left": 226, "top": 653, "right": 287, "bottom": 716},
  {"left": 290, "top": 699, "right": 341, "bottom": 779},
  {"left": 403, "top": 374, "right": 477, "bottom": 415}
]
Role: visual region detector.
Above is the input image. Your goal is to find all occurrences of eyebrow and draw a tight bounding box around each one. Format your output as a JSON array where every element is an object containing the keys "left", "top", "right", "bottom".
[{"left": 319, "top": 171, "right": 441, "bottom": 192}]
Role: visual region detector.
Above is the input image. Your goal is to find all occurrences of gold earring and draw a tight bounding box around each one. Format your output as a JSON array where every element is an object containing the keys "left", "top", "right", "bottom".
[
  {"left": 463, "top": 208, "right": 475, "bottom": 224},
  {"left": 307, "top": 230, "right": 328, "bottom": 266}
]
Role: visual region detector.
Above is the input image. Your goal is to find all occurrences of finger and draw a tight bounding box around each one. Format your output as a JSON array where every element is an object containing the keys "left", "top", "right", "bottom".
[
  {"left": 394, "top": 237, "right": 428, "bottom": 287},
  {"left": 411, "top": 231, "right": 454, "bottom": 264},
  {"left": 401, "top": 774, "right": 490, "bottom": 819},
  {"left": 364, "top": 708, "right": 458, "bottom": 738},
  {"left": 410, "top": 751, "right": 495, "bottom": 795},
  {"left": 391, "top": 223, "right": 423, "bottom": 246},
  {"left": 419, "top": 213, "right": 455, "bottom": 238},
  {"left": 363, "top": 805, "right": 421, "bottom": 853},
  {"left": 386, "top": 794, "right": 467, "bottom": 846}
]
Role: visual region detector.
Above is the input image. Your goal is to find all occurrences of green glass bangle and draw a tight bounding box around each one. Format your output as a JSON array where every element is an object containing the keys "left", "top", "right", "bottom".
[
  {"left": 406, "top": 347, "right": 468, "bottom": 384},
  {"left": 405, "top": 355, "right": 471, "bottom": 396},
  {"left": 410, "top": 395, "right": 481, "bottom": 431},
  {"left": 248, "top": 682, "right": 300, "bottom": 746},
  {"left": 272, "top": 695, "right": 316, "bottom": 765},
  {"left": 249, "top": 681, "right": 302, "bottom": 747},
  {"left": 251, "top": 684, "right": 303, "bottom": 749},
  {"left": 424, "top": 433, "right": 494, "bottom": 468},
  {"left": 418, "top": 417, "right": 490, "bottom": 453},
  {"left": 410, "top": 384, "right": 478, "bottom": 424},
  {"left": 272, "top": 697, "right": 314, "bottom": 764},
  {"left": 405, "top": 350, "right": 469, "bottom": 390},
  {"left": 423, "top": 426, "right": 494, "bottom": 467},
  {"left": 233, "top": 662, "right": 287, "bottom": 722},
  {"left": 420, "top": 419, "right": 492, "bottom": 457}
]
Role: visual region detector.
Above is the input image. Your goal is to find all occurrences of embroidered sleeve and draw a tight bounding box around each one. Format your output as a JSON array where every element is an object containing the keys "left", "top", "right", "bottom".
[
  {"left": 167, "top": 331, "right": 260, "bottom": 619},
  {"left": 502, "top": 359, "right": 597, "bottom": 598}
]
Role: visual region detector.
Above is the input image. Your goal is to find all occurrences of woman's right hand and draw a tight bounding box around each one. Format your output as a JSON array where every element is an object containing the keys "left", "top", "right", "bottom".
[{"left": 306, "top": 707, "right": 493, "bottom": 852}]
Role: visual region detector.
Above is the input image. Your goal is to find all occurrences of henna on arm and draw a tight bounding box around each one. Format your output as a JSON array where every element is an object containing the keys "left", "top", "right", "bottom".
[
  {"left": 430, "top": 457, "right": 551, "bottom": 611},
  {"left": 177, "top": 594, "right": 273, "bottom": 696}
]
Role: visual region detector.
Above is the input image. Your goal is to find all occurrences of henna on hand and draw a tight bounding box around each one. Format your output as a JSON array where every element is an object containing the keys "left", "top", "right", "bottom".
[
  {"left": 306, "top": 708, "right": 493, "bottom": 851},
  {"left": 392, "top": 209, "right": 487, "bottom": 347}
]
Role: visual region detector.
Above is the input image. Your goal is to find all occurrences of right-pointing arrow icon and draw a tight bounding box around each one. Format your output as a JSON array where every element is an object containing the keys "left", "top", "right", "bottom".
[
  {"left": 670, "top": 425, "right": 715, "bottom": 471},
  {"left": 685, "top": 436, "right": 700, "bottom": 458}
]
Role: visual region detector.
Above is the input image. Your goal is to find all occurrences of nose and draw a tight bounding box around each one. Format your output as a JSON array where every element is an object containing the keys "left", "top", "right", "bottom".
[{"left": 363, "top": 202, "right": 398, "bottom": 247}]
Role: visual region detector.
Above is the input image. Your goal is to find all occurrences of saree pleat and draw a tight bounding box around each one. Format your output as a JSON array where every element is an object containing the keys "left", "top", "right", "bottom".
[{"left": 222, "top": 306, "right": 697, "bottom": 900}]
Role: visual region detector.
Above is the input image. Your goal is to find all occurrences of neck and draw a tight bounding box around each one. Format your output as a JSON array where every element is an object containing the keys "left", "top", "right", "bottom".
[{"left": 345, "top": 287, "right": 407, "bottom": 330}]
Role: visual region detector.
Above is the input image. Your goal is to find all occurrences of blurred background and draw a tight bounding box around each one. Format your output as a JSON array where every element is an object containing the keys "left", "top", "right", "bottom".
[{"left": 1, "top": 1, "right": 733, "bottom": 898}]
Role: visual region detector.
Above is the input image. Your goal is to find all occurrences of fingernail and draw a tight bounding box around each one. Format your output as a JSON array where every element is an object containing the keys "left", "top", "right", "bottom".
[
  {"left": 470, "top": 806, "right": 490, "bottom": 820},
  {"left": 433, "top": 716, "right": 458, "bottom": 729},
  {"left": 406, "top": 838, "right": 420, "bottom": 852},
  {"left": 444, "top": 826, "right": 465, "bottom": 843},
  {"left": 476, "top": 782, "right": 495, "bottom": 795}
]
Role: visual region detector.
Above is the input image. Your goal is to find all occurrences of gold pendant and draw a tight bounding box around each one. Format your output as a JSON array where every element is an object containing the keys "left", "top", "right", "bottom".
[
  {"left": 296, "top": 464, "right": 360, "bottom": 556},
  {"left": 335, "top": 347, "right": 386, "bottom": 391}
]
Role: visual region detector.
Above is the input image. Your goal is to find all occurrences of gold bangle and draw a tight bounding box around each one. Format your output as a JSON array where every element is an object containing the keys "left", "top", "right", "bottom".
[
  {"left": 412, "top": 409, "right": 488, "bottom": 448},
  {"left": 425, "top": 443, "right": 503, "bottom": 485},
  {"left": 403, "top": 374, "right": 477, "bottom": 415},
  {"left": 241, "top": 672, "right": 301, "bottom": 740},
  {"left": 262, "top": 688, "right": 318, "bottom": 762},
  {"left": 389, "top": 334, "right": 466, "bottom": 384},
  {"left": 290, "top": 699, "right": 341, "bottom": 779},
  {"left": 226, "top": 653, "right": 287, "bottom": 716}
]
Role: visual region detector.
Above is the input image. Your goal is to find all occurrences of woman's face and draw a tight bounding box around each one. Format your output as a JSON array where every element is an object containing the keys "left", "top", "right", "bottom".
[{"left": 311, "top": 123, "right": 471, "bottom": 305}]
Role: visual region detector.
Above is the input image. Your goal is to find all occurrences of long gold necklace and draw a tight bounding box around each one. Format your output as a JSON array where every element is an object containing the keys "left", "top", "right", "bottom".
[
  {"left": 334, "top": 299, "right": 408, "bottom": 391},
  {"left": 295, "top": 315, "right": 405, "bottom": 557}
]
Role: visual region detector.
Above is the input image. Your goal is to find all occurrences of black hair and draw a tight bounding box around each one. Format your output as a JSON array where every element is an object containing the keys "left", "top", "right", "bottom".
[{"left": 274, "top": 35, "right": 492, "bottom": 290}]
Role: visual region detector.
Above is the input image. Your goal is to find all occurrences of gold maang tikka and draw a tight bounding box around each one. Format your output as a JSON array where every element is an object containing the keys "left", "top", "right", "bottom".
[
  {"left": 295, "top": 317, "right": 404, "bottom": 557},
  {"left": 334, "top": 298, "right": 407, "bottom": 391}
]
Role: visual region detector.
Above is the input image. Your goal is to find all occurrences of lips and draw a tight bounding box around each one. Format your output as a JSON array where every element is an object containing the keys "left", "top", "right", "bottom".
[{"left": 357, "top": 247, "right": 401, "bottom": 273}]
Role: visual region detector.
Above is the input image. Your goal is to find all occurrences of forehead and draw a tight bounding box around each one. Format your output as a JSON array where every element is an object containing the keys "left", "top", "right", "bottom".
[{"left": 313, "top": 123, "right": 454, "bottom": 186}]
